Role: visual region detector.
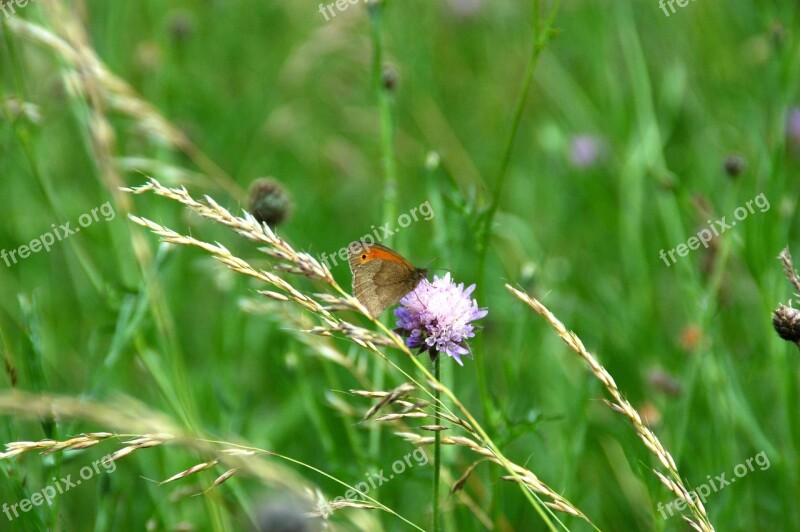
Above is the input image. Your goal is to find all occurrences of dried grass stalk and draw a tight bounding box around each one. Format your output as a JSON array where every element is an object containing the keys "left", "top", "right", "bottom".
[{"left": 506, "top": 285, "right": 714, "bottom": 532}]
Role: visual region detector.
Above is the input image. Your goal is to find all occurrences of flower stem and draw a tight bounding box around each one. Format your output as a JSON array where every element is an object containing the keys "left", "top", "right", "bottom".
[{"left": 433, "top": 355, "right": 442, "bottom": 532}]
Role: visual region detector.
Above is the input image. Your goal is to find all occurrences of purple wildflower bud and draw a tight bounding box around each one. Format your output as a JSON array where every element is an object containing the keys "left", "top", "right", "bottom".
[
  {"left": 445, "top": 0, "right": 482, "bottom": 18},
  {"left": 787, "top": 107, "right": 800, "bottom": 155},
  {"left": 394, "top": 273, "right": 488, "bottom": 366},
  {"left": 569, "top": 134, "right": 604, "bottom": 169}
]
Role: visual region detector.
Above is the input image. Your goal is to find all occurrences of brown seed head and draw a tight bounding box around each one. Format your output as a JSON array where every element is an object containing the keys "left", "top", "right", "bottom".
[
  {"left": 248, "top": 177, "right": 292, "bottom": 227},
  {"left": 773, "top": 305, "right": 800, "bottom": 345}
]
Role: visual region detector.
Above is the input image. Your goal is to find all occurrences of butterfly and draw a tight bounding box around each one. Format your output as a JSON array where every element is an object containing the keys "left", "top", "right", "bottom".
[{"left": 347, "top": 241, "right": 427, "bottom": 318}]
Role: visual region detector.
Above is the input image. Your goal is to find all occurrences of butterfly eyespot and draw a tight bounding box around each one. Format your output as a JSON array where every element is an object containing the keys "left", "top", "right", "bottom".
[{"left": 361, "top": 254, "right": 367, "bottom": 259}]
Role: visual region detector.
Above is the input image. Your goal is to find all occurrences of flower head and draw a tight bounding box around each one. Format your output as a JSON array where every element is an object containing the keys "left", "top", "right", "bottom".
[
  {"left": 446, "top": 0, "right": 483, "bottom": 18},
  {"left": 773, "top": 304, "right": 800, "bottom": 347},
  {"left": 569, "top": 134, "right": 604, "bottom": 169},
  {"left": 394, "top": 273, "right": 488, "bottom": 366},
  {"left": 787, "top": 107, "right": 800, "bottom": 156},
  {"left": 722, "top": 153, "right": 746, "bottom": 178},
  {"left": 248, "top": 177, "right": 293, "bottom": 227}
]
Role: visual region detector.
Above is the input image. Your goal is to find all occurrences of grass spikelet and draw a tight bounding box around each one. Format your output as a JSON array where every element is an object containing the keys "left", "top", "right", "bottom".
[
  {"left": 357, "top": 382, "right": 416, "bottom": 420},
  {"left": 506, "top": 285, "right": 715, "bottom": 531},
  {"left": 201, "top": 468, "right": 238, "bottom": 494},
  {"left": 160, "top": 460, "right": 220, "bottom": 485}
]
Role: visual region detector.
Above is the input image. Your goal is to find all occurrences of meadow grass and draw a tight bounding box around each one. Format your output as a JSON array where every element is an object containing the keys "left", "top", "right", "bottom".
[{"left": 0, "top": 0, "right": 799, "bottom": 530}]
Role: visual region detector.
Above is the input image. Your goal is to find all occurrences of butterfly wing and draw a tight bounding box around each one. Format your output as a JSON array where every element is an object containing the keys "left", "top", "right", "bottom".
[{"left": 348, "top": 242, "right": 425, "bottom": 317}]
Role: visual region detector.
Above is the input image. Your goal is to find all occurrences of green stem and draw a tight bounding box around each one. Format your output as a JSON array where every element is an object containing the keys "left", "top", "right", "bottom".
[
  {"left": 368, "top": 0, "right": 398, "bottom": 470},
  {"left": 433, "top": 355, "right": 442, "bottom": 532},
  {"left": 474, "top": 0, "right": 561, "bottom": 452},
  {"left": 369, "top": 0, "right": 399, "bottom": 231},
  {"left": 478, "top": 0, "right": 560, "bottom": 255}
]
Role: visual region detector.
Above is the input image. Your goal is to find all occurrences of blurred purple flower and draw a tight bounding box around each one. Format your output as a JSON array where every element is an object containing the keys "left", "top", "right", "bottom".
[
  {"left": 445, "top": 0, "right": 482, "bottom": 18},
  {"left": 787, "top": 107, "right": 800, "bottom": 153},
  {"left": 394, "top": 273, "right": 487, "bottom": 366},
  {"left": 569, "top": 134, "right": 604, "bottom": 169}
]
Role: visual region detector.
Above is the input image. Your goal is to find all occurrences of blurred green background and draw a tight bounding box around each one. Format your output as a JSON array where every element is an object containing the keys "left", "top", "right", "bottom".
[{"left": 1, "top": 0, "right": 799, "bottom": 530}]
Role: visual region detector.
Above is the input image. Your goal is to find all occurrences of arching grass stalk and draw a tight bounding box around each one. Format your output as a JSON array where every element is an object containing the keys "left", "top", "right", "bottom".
[
  {"left": 0, "top": 392, "right": 424, "bottom": 530},
  {"left": 506, "top": 285, "right": 714, "bottom": 532}
]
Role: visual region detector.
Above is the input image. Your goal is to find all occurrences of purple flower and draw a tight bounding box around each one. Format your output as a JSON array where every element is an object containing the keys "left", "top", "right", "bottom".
[
  {"left": 787, "top": 107, "right": 800, "bottom": 153},
  {"left": 569, "top": 134, "right": 604, "bottom": 169},
  {"left": 394, "top": 273, "right": 488, "bottom": 366},
  {"left": 445, "top": 0, "right": 482, "bottom": 18}
]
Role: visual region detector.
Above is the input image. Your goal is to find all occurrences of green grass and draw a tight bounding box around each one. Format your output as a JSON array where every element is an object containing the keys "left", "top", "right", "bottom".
[{"left": 1, "top": 0, "right": 799, "bottom": 530}]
